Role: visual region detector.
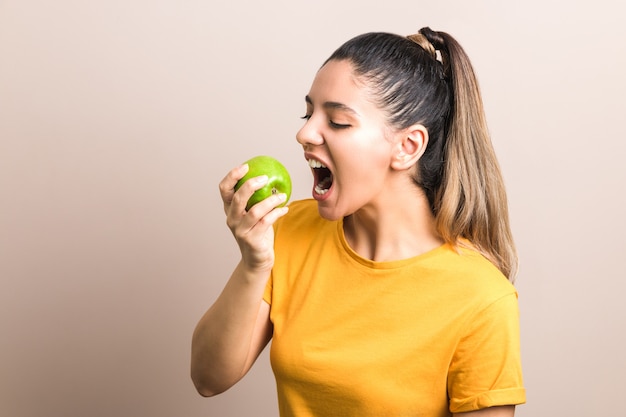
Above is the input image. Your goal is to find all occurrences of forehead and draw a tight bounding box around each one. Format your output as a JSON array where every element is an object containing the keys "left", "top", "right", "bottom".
[{"left": 307, "top": 59, "right": 372, "bottom": 107}]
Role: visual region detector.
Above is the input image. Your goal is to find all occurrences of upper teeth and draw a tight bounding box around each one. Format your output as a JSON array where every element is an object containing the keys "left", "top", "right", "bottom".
[{"left": 308, "top": 159, "right": 326, "bottom": 169}]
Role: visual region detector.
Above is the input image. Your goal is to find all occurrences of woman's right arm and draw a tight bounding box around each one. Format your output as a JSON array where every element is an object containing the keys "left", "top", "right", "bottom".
[
  {"left": 190, "top": 263, "right": 273, "bottom": 397},
  {"left": 190, "top": 163, "right": 289, "bottom": 397}
]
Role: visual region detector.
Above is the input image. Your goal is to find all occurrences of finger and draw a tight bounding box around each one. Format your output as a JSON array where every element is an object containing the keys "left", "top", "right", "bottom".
[
  {"left": 238, "top": 202, "right": 289, "bottom": 246},
  {"left": 219, "top": 163, "right": 250, "bottom": 202},
  {"left": 257, "top": 204, "right": 289, "bottom": 227},
  {"left": 246, "top": 192, "right": 288, "bottom": 218},
  {"left": 244, "top": 205, "right": 289, "bottom": 251},
  {"left": 231, "top": 191, "right": 287, "bottom": 234},
  {"left": 230, "top": 174, "right": 269, "bottom": 214}
]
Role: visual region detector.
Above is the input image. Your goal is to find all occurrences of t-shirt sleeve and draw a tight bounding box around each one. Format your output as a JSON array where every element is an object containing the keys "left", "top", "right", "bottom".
[{"left": 447, "top": 292, "right": 526, "bottom": 413}]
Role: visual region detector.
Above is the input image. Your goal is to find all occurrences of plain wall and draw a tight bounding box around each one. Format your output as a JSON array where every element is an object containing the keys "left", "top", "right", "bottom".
[{"left": 1, "top": 1, "right": 625, "bottom": 416}]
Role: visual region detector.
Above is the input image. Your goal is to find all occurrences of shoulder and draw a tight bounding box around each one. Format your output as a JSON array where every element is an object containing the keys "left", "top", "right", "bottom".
[
  {"left": 283, "top": 198, "right": 319, "bottom": 217},
  {"left": 282, "top": 198, "right": 319, "bottom": 216},
  {"left": 431, "top": 243, "right": 518, "bottom": 308},
  {"left": 274, "top": 199, "right": 328, "bottom": 232}
]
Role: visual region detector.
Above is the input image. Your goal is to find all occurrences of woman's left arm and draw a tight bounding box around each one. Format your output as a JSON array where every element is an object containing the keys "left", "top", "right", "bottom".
[{"left": 454, "top": 405, "right": 515, "bottom": 417}]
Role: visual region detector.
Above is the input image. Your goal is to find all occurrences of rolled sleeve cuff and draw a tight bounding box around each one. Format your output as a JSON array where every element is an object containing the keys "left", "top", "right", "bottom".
[{"left": 450, "top": 387, "right": 527, "bottom": 413}]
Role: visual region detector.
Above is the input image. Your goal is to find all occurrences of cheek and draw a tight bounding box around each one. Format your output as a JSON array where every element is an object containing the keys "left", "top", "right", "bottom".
[
  {"left": 331, "top": 129, "right": 392, "bottom": 184},
  {"left": 356, "top": 137, "right": 392, "bottom": 169},
  {"left": 336, "top": 145, "right": 390, "bottom": 188}
]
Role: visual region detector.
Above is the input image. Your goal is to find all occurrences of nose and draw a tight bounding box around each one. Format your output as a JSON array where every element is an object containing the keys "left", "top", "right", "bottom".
[{"left": 296, "top": 117, "right": 324, "bottom": 148}]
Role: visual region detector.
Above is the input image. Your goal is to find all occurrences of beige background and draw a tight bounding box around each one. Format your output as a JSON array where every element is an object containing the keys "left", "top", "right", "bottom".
[{"left": 1, "top": 1, "right": 624, "bottom": 416}]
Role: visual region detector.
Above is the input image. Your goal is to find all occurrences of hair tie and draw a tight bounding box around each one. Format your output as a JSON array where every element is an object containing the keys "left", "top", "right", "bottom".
[{"left": 406, "top": 33, "right": 442, "bottom": 64}]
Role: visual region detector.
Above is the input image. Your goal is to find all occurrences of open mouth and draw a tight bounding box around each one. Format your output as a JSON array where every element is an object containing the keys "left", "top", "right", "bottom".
[{"left": 308, "top": 159, "right": 333, "bottom": 195}]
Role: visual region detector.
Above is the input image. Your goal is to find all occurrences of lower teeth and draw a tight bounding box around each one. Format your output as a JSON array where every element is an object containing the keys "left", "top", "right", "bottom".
[
  {"left": 315, "top": 185, "right": 329, "bottom": 195},
  {"left": 315, "top": 177, "right": 332, "bottom": 195}
]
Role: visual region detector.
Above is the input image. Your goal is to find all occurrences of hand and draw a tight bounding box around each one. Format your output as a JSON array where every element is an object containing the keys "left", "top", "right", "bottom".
[{"left": 219, "top": 163, "right": 289, "bottom": 272}]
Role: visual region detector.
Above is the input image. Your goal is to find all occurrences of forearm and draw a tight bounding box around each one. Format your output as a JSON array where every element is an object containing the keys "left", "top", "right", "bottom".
[{"left": 191, "top": 260, "right": 271, "bottom": 396}]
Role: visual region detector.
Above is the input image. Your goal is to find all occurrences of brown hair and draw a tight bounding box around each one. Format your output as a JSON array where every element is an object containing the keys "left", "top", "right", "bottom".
[{"left": 326, "top": 28, "right": 518, "bottom": 280}]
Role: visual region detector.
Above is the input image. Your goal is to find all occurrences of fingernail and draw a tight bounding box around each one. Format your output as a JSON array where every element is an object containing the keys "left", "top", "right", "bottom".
[
  {"left": 255, "top": 175, "right": 268, "bottom": 184},
  {"left": 277, "top": 193, "right": 287, "bottom": 202}
]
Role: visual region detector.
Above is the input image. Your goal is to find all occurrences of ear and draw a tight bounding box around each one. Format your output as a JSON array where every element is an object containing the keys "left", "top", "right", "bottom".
[{"left": 390, "top": 124, "right": 429, "bottom": 171}]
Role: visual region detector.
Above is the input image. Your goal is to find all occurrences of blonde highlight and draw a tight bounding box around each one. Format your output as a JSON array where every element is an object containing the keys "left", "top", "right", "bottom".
[
  {"left": 428, "top": 29, "right": 518, "bottom": 280},
  {"left": 406, "top": 34, "right": 437, "bottom": 60}
]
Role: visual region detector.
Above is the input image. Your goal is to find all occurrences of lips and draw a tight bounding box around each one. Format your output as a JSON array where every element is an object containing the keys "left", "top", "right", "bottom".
[{"left": 307, "top": 158, "right": 333, "bottom": 196}]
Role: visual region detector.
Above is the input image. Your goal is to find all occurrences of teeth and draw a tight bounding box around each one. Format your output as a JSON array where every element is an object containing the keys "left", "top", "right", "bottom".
[
  {"left": 308, "top": 159, "right": 326, "bottom": 169},
  {"left": 308, "top": 159, "right": 332, "bottom": 195},
  {"left": 314, "top": 185, "right": 329, "bottom": 195},
  {"left": 314, "top": 175, "right": 332, "bottom": 195}
]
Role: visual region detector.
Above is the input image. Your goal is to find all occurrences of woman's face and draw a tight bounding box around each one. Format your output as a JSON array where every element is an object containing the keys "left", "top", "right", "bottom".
[{"left": 296, "top": 59, "right": 398, "bottom": 220}]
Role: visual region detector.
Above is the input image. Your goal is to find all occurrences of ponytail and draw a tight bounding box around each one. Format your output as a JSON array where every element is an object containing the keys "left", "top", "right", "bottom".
[{"left": 419, "top": 28, "right": 518, "bottom": 280}]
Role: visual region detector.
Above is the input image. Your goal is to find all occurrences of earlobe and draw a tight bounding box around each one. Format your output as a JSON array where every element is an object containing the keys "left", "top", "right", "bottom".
[{"left": 391, "top": 125, "right": 429, "bottom": 170}]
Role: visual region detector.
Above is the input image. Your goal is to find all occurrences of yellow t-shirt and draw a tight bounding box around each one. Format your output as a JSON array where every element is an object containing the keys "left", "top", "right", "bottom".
[{"left": 264, "top": 199, "right": 525, "bottom": 416}]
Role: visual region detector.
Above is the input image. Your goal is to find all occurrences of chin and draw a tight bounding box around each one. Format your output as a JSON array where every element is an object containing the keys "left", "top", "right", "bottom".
[{"left": 316, "top": 204, "right": 344, "bottom": 222}]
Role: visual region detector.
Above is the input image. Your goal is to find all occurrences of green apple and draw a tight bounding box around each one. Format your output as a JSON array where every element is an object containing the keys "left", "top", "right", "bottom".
[{"left": 235, "top": 155, "right": 292, "bottom": 211}]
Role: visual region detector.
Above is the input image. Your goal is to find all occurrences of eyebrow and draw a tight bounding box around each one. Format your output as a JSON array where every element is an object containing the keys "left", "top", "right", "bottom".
[{"left": 305, "top": 95, "right": 359, "bottom": 116}]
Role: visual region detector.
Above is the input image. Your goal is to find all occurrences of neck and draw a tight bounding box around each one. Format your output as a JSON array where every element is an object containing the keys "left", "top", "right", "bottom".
[{"left": 343, "top": 180, "right": 444, "bottom": 262}]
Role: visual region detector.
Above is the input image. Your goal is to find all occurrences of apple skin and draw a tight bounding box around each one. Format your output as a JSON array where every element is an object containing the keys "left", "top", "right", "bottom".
[{"left": 234, "top": 155, "right": 292, "bottom": 211}]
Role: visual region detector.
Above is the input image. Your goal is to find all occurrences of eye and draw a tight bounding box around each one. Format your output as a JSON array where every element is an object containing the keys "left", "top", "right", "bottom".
[
  {"left": 329, "top": 120, "right": 351, "bottom": 129},
  {"left": 301, "top": 114, "right": 311, "bottom": 120}
]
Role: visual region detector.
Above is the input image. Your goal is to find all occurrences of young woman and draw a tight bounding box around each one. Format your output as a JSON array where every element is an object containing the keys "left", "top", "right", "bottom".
[{"left": 191, "top": 27, "right": 526, "bottom": 416}]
